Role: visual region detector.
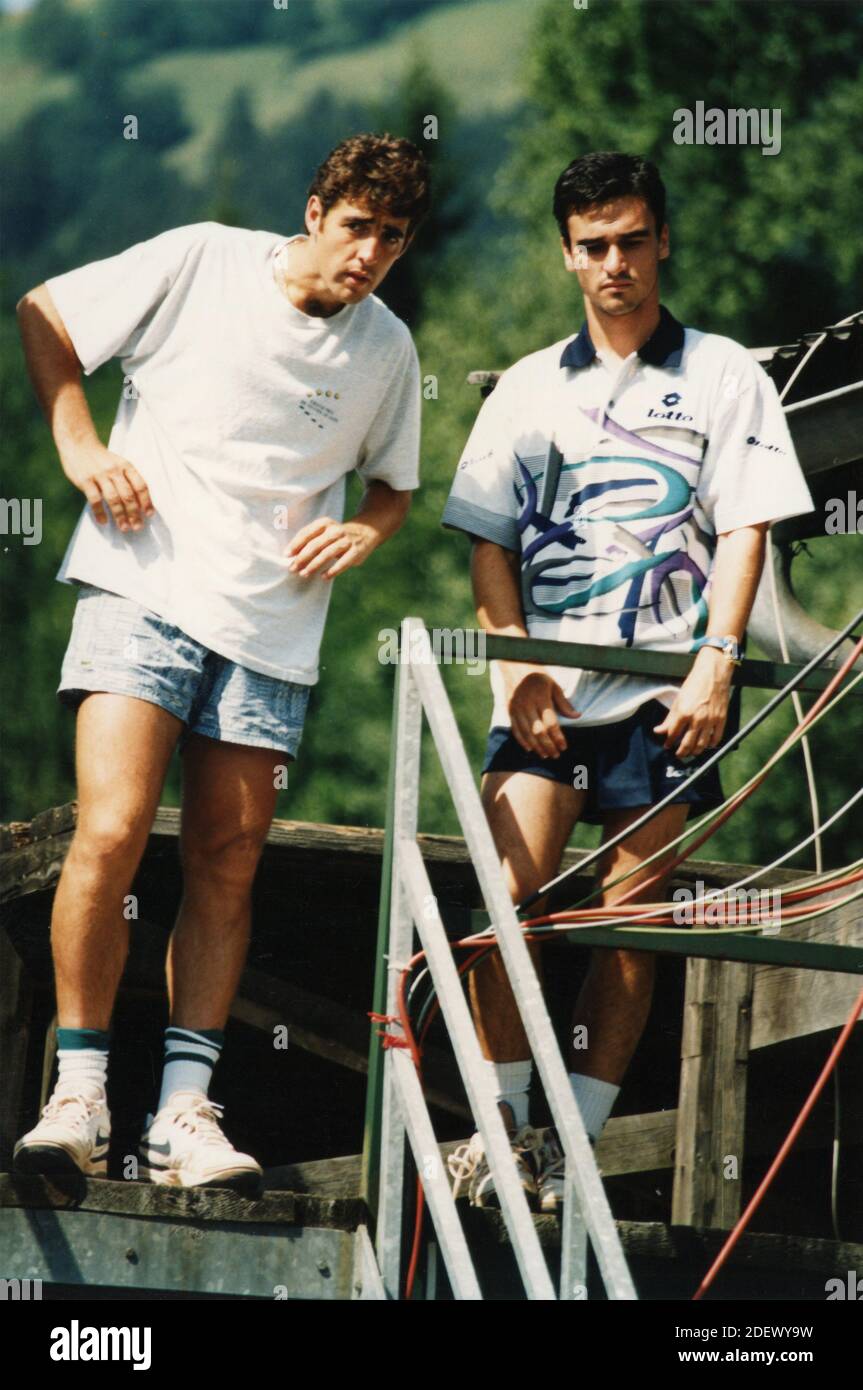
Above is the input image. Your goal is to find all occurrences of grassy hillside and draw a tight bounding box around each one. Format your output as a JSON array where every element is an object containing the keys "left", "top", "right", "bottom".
[{"left": 0, "top": 0, "right": 533, "bottom": 153}]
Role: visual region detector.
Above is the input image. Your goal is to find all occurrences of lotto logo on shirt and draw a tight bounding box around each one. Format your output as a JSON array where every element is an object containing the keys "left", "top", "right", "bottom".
[{"left": 299, "top": 388, "right": 341, "bottom": 430}]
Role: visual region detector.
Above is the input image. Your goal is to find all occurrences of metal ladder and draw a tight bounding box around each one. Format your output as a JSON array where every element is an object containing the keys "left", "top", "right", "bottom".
[{"left": 366, "top": 616, "right": 637, "bottom": 1301}]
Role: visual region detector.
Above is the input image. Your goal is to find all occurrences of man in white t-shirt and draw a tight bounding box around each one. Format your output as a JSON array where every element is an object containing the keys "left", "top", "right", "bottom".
[
  {"left": 14, "top": 134, "right": 430, "bottom": 1194},
  {"left": 442, "top": 151, "right": 814, "bottom": 1211}
]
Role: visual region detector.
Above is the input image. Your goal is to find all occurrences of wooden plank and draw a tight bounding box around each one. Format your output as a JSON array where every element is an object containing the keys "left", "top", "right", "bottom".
[
  {"left": 264, "top": 1097, "right": 863, "bottom": 1199},
  {"left": 2, "top": 800, "right": 808, "bottom": 905},
  {"left": 0, "top": 809, "right": 478, "bottom": 905},
  {"left": 264, "top": 1117, "right": 672, "bottom": 1198},
  {"left": 0, "top": 832, "right": 76, "bottom": 904},
  {"left": 536, "top": 1216, "right": 863, "bottom": 1274},
  {"left": 751, "top": 897, "right": 863, "bottom": 1048},
  {"left": 0, "top": 1173, "right": 364, "bottom": 1231},
  {"left": 714, "top": 961, "right": 754, "bottom": 1227},
  {"left": 442, "top": 1205, "right": 863, "bottom": 1275},
  {"left": 673, "top": 958, "right": 717, "bottom": 1228},
  {"left": 0, "top": 802, "right": 77, "bottom": 852},
  {"left": 622, "top": 1221, "right": 863, "bottom": 1276},
  {"left": 0, "top": 929, "right": 34, "bottom": 1171},
  {"left": 672, "top": 958, "right": 754, "bottom": 1229}
]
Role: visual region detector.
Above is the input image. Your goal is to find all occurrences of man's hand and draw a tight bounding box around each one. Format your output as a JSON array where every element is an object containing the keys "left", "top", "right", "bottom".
[
  {"left": 653, "top": 647, "right": 734, "bottom": 759},
  {"left": 63, "top": 442, "right": 155, "bottom": 531},
  {"left": 501, "top": 661, "right": 580, "bottom": 758},
  {"left": 286, "top": 517, "right": 377, "bottom": 581},
  {"left": 287, "top": 481, "right": 411, "bottom": 581}
]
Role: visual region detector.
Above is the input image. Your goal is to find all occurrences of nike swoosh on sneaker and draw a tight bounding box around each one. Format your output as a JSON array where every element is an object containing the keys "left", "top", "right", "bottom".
[{"left": 142, "top": 1139, "right": 173, "bottom": 1155}]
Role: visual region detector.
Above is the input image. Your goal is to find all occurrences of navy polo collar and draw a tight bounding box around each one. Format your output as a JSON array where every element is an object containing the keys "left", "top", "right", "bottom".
[{"left": 560, "top": 304, "right": 685, "bottom": 370}]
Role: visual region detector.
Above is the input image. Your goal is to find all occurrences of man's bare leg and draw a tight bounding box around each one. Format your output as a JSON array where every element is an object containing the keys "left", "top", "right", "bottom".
[
  {"left": 569, "top": 803, "right": 690, "bottom": 1084},
  {"left": 52, "top": 693, "right": 183, "bottom": 1029},
  {"left": 168, "top": 735, "right": 284, "bottom": 1031},
  {"left": 471, "top": 771, "right": 587, "bottom": 1061}
]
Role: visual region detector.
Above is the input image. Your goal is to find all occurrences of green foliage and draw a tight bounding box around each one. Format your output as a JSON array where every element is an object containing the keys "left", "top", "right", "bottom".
[
  {"left": 1, "top": 54, "right": 194, "bottom": 289},
  {"left": 80, "top": 0, "right": 449, "bottom": 68},
  {"left": 494, "top": 0, "right": 863, "bottom": 346},
  {"left": 18, "top": 0, "right": 89, "bottom": 72},
  {"left": 200, "top": 84, "right": 368, "bottom": 237},
  {"left": 369, "top": 54, "right": 471, "bottom": 327}
]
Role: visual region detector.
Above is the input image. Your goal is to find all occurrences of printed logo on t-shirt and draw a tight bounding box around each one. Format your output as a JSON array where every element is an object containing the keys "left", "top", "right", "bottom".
[
  {"left": 299, "top": 388, "right": 341, "bottom": 430},
  {"left": 646, "top": 398, "right": 694, "bottom": 422},
  {"left": 746, "top": 433, "right": 786, "bottom": 455},
  {"left": 459, "top": 449, "right": 494, "bottom": 472}
]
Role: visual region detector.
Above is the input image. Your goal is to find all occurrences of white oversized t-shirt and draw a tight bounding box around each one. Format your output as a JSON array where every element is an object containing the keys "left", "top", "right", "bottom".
[
  {"left": 48, "top": 221, "right": 421, "bottom": 684},
  {"left": 442, "top": 307, "right": 815, "bottom": 727}
]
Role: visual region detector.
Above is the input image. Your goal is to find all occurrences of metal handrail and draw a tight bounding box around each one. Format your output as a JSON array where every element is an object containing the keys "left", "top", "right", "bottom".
[
  {"left": 366, "top": 617, "right": 638, "bottom": 1302},
  {"left": 424, "top": 630, "right": 863, "bottom": 693}
]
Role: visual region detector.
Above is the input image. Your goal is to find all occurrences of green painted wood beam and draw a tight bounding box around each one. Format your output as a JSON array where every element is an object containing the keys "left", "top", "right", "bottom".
[
  {"left": 470, "top": 910, "right": 863, "bottom": 973},
  {"left": 475, "top": 634, "right": 862, "bottom": 696}
]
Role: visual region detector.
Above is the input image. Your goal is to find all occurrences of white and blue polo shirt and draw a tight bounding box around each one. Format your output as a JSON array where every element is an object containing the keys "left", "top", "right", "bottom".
[{"left": 442, "top": 305, "right": 815, "bottom": 728}]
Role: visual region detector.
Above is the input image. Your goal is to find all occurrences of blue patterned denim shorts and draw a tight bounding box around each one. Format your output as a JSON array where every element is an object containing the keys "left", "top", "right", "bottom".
[{"left": 57, "top": 583, "right": 311, "bottom": 757}]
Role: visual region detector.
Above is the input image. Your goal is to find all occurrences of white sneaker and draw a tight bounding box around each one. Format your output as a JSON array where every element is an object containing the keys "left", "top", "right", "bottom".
[
  {"left": 139, "top": 1091, "right": 263, "bottom": 1197},
  {"left": 447, "top": 1124, "right": 542, "bottom": 1209},
  {"left": 536, "top": 1126, "right": 600, "bottom": 1214},
  {"left": 13, "top": 1083, "right": 110, "bottom": 1178}
]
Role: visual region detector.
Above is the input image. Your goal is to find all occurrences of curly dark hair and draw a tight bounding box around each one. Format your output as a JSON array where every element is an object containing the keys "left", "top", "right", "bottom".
[
  {"left": 308, "top": 133, "right": 431, "bottom": 236},
  {"left": 553, "top": 152, "right": 666, "bottom": 245}
]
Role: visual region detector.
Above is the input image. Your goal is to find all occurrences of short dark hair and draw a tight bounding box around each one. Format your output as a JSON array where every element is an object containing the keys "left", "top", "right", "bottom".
[
  {"left": 553, "top": 152, "right": 666, "bottom": 245},
  {"left": 308, "top": 133, "right": 431, "bottom": 237}
]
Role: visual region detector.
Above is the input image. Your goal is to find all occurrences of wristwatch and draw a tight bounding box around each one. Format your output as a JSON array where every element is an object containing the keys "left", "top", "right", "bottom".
[{"left": 693, "top": 635, "right": 743, "bottom": 665}]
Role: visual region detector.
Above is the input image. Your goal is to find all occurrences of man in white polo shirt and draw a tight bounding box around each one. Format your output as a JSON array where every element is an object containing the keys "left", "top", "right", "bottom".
[
  {"left": 14, "top": 134, "right": 429, "bottom": 1194},
  {"left": 442, "top": 151, "right": 814, "bottom": 1210}
]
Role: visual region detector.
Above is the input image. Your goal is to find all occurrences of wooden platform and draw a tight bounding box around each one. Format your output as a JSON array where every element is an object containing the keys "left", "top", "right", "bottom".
[
  {"left": 3, "top": 1171, "right": 860, "bottom": 1301},
  {"left": 2, "top": 802, "right": 861, "bottom": 1298}
]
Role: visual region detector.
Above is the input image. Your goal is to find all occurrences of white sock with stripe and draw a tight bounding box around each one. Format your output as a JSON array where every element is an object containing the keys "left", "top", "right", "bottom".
[{"left": 158, "top": 1027, "right": 224, "bottom": 1111}]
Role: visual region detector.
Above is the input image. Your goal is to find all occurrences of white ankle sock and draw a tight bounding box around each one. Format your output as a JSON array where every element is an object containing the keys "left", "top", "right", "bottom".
[
  {"left": 56, "top": 1054, "right": 108, "bottom": 1097},
  {"left": 486, "top": 1058, "right": 532, "bottom": 1128},
  {"left": 568, "top": 1072, "right": 619, "bottom": 1140},
  {"left": 56, "top": 1027, "right": 109, "bottom": 1096}
]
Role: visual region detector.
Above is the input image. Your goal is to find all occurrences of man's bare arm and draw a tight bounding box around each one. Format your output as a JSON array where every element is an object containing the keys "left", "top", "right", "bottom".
[
  {"left": 16, "top": 284, "right": 154, "bottom": 531},
  {"left": 286, "top": 479, "right": 412, "bottom": 581},
  {"left": 654, "top": 524, "right": 769, "bottom": 757},
  {"left": 471, "top": 538, "right": 578, "bottom": 759}
]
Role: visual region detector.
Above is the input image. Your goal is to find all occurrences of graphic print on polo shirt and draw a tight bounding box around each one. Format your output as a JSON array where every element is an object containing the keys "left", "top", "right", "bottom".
[{"left": 516, "top": 403, "right": 712, "bottom": 651}]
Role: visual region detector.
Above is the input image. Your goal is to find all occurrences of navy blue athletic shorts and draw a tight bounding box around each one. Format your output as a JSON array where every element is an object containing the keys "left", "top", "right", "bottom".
[{"left": 481, "top": 691, "right": 742, "bottom": 825}]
